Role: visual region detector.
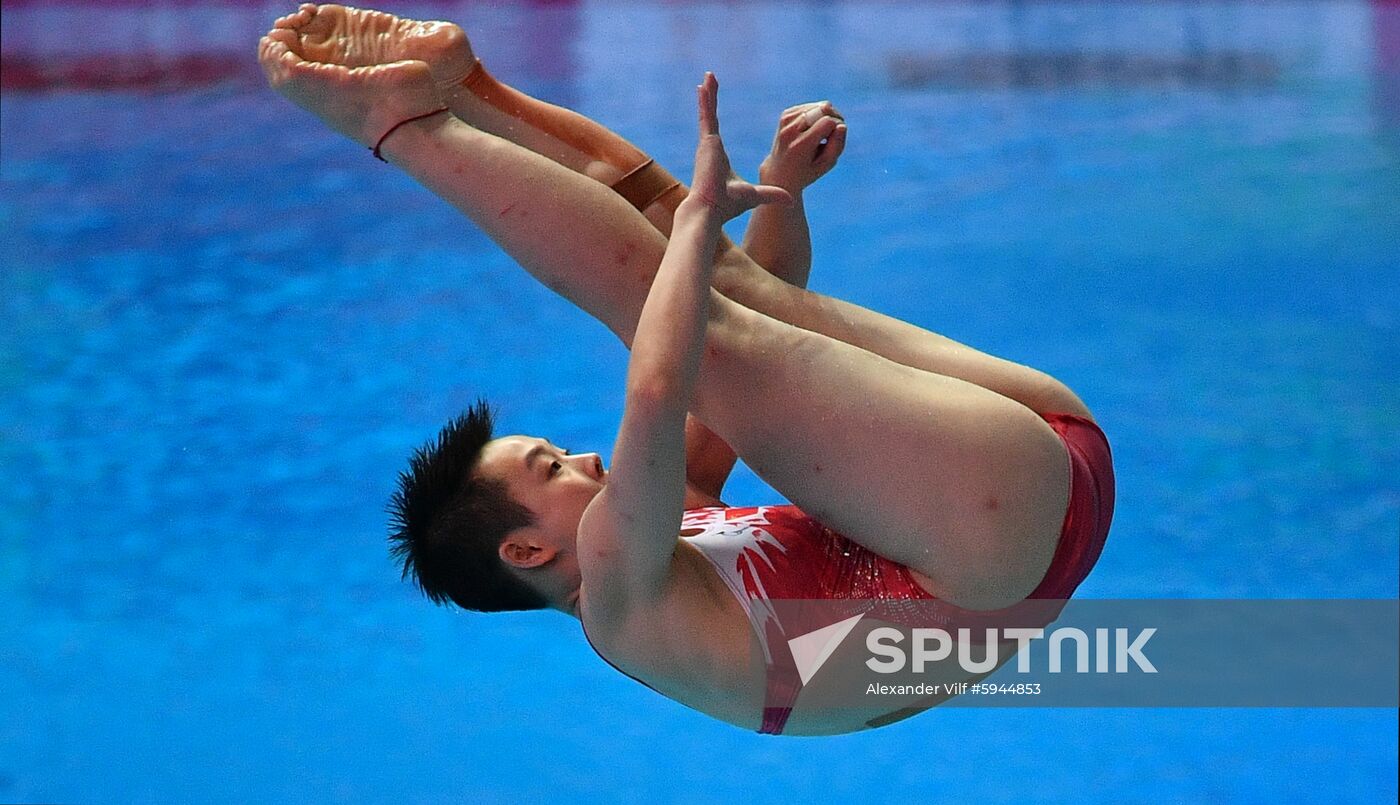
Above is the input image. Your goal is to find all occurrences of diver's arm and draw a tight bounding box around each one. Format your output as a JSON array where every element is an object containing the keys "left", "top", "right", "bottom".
[
  {"left": 683, "top": 171, "right": 815, "bottom": 501},
  {"left": 738, "top": 101, "right": 846, "bottom": 288},
  {"left": 587, "top": 203, "right": 723, "bottom": 596},
  {"left": 740, "top": 183, "right": 810, "bottom": 288},
  {"left": 682, "top": 415, "right": 737, "bottom": 506},
  {"left": 582, "top": 74, "right": 788, "bottom": 599},
  {"left": 681, "top": 105, "right": 845, "bottom": 501}
]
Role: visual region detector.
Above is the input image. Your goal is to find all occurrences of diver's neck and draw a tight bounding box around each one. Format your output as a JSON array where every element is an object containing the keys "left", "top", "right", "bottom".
[{"left": 559, "top": 587, "right": 582, "bottom": 620}]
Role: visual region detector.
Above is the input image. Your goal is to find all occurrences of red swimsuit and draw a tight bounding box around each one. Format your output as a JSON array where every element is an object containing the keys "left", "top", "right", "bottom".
[{"left": 588, "top": 411, "right": 1115, "bottom": 735}]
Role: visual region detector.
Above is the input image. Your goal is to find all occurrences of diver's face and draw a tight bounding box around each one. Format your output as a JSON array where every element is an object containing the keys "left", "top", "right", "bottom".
[{"left": 476, "top": 435, "right": 607, "bottom": 554}]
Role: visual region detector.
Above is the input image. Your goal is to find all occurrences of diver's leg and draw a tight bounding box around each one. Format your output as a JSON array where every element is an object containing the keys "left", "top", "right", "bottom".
[
  {"left": 260, "top": 25, "right": 665, "bottom": 343},
  {"left": 694, "top": 294, "right": 1072, "bottom": 611},
  {"left": 383, "top": 118, "right": 665, "bottom": 344},
  {"left": 710, "top": 261, "right": 1094, "bottom": 419},
  {"left": 272, "top": 3, "right": 687, "bottom": 234},
  {"left": 260, "top": 27, "right": 1075, "bottom": 608},
  {"left": 262, "top": 8, "right": 1089, "bottom": 422},
  {"left": 370, "top": 104, "right": 1073, "bottom": 609}
]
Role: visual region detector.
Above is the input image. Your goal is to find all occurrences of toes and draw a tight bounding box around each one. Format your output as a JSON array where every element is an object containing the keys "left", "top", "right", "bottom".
[
  {"left": 258, "top": 34, "right": 296, "bottom": 84},
  {"left": 265, "top": 27, "right": 298, "bottom": 47},
  {"left": 300, "top": 14, "right": 332, "bottom": 38},
  {"left": 297, "top": 4, "right": 341, "bottom": 37},
  {"left": 259, "top": 33, "right": 287, "bottom": 62},
  {"left": 264, "top": 36, "right": 309, "bottom": 73},
  {"left": 310, "top": 4, "right": 363, "bottom": 33},
  {"left": 274, "top": 6, "right": 311, "bottom": 29},
  {"left": 257, "top": 35, "right": 275, "bottom": 66},
  {"left": 261, "top": 28, "right": 305, "bottom": 67}
]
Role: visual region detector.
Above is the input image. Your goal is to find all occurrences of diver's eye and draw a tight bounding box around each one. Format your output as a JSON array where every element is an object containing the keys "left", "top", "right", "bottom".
[{"left": 548, "top": 460, "right": 563, "bottom": 478}]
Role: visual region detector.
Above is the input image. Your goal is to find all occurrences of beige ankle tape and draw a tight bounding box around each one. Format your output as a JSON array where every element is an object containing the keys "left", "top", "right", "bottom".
[
  {"left": 460, "top": 60, "right": 679, "bottom": 211},
  {"left": 611, "top": 160, "right": 684, "bottom": 213},
  {"left": 460, "top": 60, "right": 626, "bottom": 160}
]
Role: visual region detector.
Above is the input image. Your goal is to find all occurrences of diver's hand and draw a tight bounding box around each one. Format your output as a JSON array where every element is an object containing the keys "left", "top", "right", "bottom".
[
  {"left": 758, "top": 101, "right": 847, "bottom": 194},
  {"left": 684, "top": 73, "right": 791, "bottom": 223}
]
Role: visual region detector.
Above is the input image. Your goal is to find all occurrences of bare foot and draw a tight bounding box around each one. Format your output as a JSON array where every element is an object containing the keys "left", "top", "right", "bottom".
[
  {"left": 258, "top": 24, "right": 443, "bottom": 148},
  {"left": 272, "top": 3, "right": 478, "bottom": 98}
]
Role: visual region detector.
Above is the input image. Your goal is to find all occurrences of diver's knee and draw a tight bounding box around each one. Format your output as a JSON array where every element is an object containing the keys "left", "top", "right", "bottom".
[
  {"left": 1029, "top": 374, "right": 1093, "bottom": 420},
  {"left": 710, "top": 250, "right": 772, "bottom": 303},
  {"left": 702, "top": 297, "right": 815, "bottom": 379},
  {"left": 701, "top": 292, "right": 762, "bottom": 365}
]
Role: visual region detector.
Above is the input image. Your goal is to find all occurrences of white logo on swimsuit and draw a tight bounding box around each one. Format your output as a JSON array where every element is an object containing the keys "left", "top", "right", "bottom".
[{"left": 788, "top": 614, "right": 866, "bottom": 685}]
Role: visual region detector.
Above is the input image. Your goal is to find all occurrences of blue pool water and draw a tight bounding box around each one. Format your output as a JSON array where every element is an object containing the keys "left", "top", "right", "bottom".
[{"left": 2, "top": 1, "right": 1398, "bottom": 802}]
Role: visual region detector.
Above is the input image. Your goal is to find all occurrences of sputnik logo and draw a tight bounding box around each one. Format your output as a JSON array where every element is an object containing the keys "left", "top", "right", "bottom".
[{"left": 787, "top": 614, "right": 866, "bottom": 685}]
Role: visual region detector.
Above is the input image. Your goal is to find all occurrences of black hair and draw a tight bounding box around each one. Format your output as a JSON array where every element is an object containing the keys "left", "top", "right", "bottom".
[{"left": 387, "top": 400, "right": 549, "bottom": 612}]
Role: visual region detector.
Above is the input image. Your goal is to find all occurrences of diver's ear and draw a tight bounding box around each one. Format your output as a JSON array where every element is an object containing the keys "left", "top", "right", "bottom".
[{"left": 499, "top": 533, "right": 556, "bottom": 569}]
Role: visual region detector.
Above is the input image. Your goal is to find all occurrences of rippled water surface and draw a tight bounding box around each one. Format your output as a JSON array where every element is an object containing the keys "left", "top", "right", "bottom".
[{"left": 2, "top": 1, "right": 1397, "bottom": 802}]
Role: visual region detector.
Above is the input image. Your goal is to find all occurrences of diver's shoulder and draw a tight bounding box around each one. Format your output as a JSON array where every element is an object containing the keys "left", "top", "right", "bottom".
[{"left": 579, "top": 554, "right": 764, "bottom": 720}]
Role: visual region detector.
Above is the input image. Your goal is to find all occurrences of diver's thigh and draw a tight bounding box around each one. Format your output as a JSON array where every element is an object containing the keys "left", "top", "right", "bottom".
[
  {"left": 695, "top": 297, "right": 1069, "bottom": 609},
  {"left": 712, "top": 255, "right": 1092, "bottom": 420}
]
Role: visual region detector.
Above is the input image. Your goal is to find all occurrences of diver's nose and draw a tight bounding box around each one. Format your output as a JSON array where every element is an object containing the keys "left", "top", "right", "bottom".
[{"left": 580, "top": 452, "right": 605, "bottom": 480}]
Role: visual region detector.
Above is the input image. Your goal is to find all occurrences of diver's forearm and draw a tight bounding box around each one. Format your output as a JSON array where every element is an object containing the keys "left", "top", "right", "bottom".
[
  {"left": 624, "top": 203, "right": 722, "bottom": 407},
  {"left": 598, "top": 203, "right": 723, "bottom": 578},
  {"left": 740, "top": 188, "right": 811, "bottom": 289}
]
